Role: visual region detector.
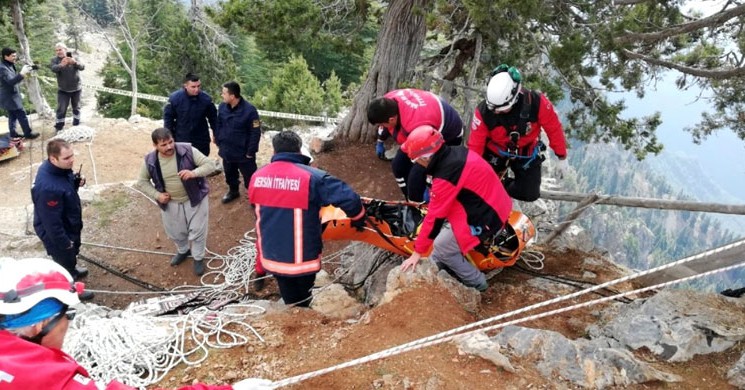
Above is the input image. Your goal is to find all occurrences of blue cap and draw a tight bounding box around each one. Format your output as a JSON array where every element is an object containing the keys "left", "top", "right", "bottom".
[{"left": 0, "top": 298, "right": 64, "bottom": 330}]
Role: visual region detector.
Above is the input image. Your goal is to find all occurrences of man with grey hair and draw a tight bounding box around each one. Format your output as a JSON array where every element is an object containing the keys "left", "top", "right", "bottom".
[
  {"left": 49, "top": 42, "right": 84, "bottom": 132},
  {"left": 135, "top": 128, "right": 217, "bottom": 276}
]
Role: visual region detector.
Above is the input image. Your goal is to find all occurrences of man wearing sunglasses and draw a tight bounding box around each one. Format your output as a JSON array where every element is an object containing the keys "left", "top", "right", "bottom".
[
  {"left": 467, "top": 65, "right": 568, "bottom": 202},
  {"left": 0, "top": 258, "right": 272, "bottom": 389}
]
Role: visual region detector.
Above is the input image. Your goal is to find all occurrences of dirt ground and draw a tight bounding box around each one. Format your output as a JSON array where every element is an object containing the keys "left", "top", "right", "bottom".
[{"left": 0, "top": 123, "right": 741, "bottom": 389}]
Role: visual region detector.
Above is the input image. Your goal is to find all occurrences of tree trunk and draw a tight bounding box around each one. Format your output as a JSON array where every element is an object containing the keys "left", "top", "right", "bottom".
[
  {"left": 333, "top": 0, "right": 432, "bottom": 143},
  {"left": 462, "top": 32, "right": 482, "bottom": 142},
  {"left": 10, "top": 0, "right": 53, "bottom": 119},
  {"left": 130, "top": 47, "right": 138, "bottom": 117}
]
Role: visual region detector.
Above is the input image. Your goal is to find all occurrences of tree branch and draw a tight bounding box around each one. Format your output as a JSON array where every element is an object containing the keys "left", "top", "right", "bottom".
[
  {"left": 615, "top": 4, "right": 745, "bottom": 45},
  {"left": 622, "top": 48, "right": 745, "bottom": 79}
]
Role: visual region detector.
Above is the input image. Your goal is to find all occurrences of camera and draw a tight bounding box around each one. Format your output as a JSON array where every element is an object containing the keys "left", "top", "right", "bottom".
[
  {"left": 31, "top": 64, "right": 39, "bottom": 70},
  {"left": 66, "top": 51, "right": 72, "bottom": 58}
]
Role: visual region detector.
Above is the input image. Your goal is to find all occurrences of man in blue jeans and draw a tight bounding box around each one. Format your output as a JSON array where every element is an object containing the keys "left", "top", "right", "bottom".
[{"left": 0, "top": 47, "right": 39, "bottom": 139}]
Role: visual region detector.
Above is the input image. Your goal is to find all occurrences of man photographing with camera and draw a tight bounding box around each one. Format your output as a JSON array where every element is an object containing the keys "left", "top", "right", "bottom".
[
  {"left": 0, "top": 47, "right": 40, "bottom": 139},
  {"left": 49, "top": 42, "right": 84, "bottom": 132}
]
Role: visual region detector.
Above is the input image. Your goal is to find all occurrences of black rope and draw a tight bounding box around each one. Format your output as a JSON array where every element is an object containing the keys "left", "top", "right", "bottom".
[
  {"left": 512, "top": 263, "right": 634, "bottom": 304},
  {"left": 338, "top": 250, "right": 399, "bottom": 291},
  {"left": 78, "top": 253, "right": 166, "bottom": 292}
]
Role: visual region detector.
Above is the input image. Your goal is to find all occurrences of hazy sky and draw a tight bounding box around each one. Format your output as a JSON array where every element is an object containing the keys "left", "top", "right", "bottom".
[{"left": 614, "top": 1, "right": 745, "bottom": 201}]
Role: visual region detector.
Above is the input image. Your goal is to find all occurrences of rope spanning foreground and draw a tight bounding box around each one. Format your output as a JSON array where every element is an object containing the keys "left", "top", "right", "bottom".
[
  {"left": 266, "top": 238, "right": 745, "bottom": 388},
  {"left": 66, "top": 232, "right": 265, "bottom": 388}
]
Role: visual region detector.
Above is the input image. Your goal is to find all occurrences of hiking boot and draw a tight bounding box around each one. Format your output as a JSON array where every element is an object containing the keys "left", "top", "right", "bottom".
[
  {"left": 474, "top": 280, "right": 489, "bottom": 292},
  {"left": 484, "top": 268, "right": 504, "bottom": 281},
  {"left": 170, "top": 250, "right": 191, "bottom": 266},
  {"left": 78, "top": 291, "right": 95, "bottom": 301},
  {"left": 721, "top": 287, "right": 745, "bottom": 298},
  {"left": 23, "top": 131, "right": 40, "bottom": 140},
  {"left": 253, "top": 277, "right": 266, "bottom": 292},
  {"left": 193, "top": 260, "right": 205, "bottom": 276},
  {"left": 221, "top": 191, "right": 240, "bottom": 204},
  {"left": 74, "top": 266, "right": 89, "bottom": 281}
]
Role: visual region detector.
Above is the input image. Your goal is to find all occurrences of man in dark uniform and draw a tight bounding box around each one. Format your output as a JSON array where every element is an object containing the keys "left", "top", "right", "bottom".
[
  {"left": 163, "top": 73, "right": 218, "bottom": 157},
  {"left": 31, "top": 139, "right": 93, "bottom": 300},
  {"left": 214, "top": 81, "right": 262, "bottom": 203}
]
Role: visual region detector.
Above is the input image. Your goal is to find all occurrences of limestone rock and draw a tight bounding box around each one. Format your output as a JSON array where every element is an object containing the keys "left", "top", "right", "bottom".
[
  {"left": 494, "top": 325, "right": 681, "bottom": 388},
  {"left": 589, "top": 289, "right": 745, "bottom": 362},
  {"left": 311, "top": 283, "right": 364, "bottom": 319},
  {"left": 454, "top": 332, "right": 516, "bottom": 373},
  {"left": 728, "top": 351, "right": 745, "bottom": 388}
]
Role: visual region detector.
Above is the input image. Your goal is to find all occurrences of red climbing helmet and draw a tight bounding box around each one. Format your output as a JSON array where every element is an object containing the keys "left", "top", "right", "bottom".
[
  {"left": 401, "top": 125, "right": 444, "bottom": 161},
  {"left": 0, "top": 258, "right": 81, "bottom": 315}
]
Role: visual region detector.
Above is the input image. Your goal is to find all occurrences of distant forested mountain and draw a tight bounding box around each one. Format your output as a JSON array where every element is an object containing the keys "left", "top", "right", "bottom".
[{"left": 563, "top": 141, "right": 743, "bottom": 291}]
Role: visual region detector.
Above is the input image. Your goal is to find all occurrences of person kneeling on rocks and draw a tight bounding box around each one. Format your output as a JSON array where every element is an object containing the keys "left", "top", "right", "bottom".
[
  {"left": 399, "top": 125, "right": 513, "bottom": 291},
  {"left": 135, "top": 128, "right": 217, "bottom": 276}
]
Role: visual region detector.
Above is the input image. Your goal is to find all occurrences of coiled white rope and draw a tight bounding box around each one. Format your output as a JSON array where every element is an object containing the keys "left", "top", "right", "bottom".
[
  {"left": 52, "top": 125, "right": 96, "bottom": 143},
  {"left": 66, "top": 303, "right": 265, "bottom": 388},
  {"left": 267, "top": 241, "right": 745, "bottom": 388},
  {"left": 520, "top": 249, "right": 545, "bottom": 270},
  {"left": 67, "top": 231, "right": 266, "bottom": 388}
]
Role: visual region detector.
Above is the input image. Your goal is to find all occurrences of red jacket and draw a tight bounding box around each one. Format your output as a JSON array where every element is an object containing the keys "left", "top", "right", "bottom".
[
  {"left": 377, "top": 89, "right": 463, "bottom": 144},
  {"left": 0, "top": 330, "right": 232, "bottom": 390},
  {"left": 468, "top": 89, "right": 567, "bottom": 159},
  {"left": 414, "top": 146, "right": 512, "bottom": 255}
]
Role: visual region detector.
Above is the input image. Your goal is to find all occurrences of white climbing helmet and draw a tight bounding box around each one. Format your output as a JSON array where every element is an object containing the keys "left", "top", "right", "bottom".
[
  {"left": 486, "top": 71, "right": 521, "bottom": 113},
  {"left": 0, "top": 258, "right": 81, "bottom": 316}
]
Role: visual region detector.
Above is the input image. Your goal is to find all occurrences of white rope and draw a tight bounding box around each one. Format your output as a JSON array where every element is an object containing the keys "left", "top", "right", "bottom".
[
  {"left": 519, "top": 249, "right": 545, "bottom": 270},
  {"left": 51, "top": 126, "right": 96, "bottom": 143},
  {"left": 123, "top": 183, "right": 159, "bottom": 206},
  {"left": 66, "top": 303, "right": 265, "bottom": 388},
  {"left": 268, "top": 248, "right": 745, "bottom": 388},
  {"left": 68, "top": 231, "right": 266, "bottom": 387},
  {"left": 86, "top": 142, "right": 99, "bottom": 185}
]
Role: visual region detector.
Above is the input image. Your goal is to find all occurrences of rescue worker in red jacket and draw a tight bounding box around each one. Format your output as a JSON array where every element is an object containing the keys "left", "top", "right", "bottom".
[
  {"left": 367, "top": 88, "right": 464, "bottom": 202},
  {"left": 399, "top": 126, "right": 512, "bottom": 291},
  {"left": 0, "top": 258, "right": 271, "bottom": 390},
  {"left": 467, "top": 65, "right": 568, "bottom": 201},
  {"left": 248, "top": 130, "right": 366, "bottom": 307}
]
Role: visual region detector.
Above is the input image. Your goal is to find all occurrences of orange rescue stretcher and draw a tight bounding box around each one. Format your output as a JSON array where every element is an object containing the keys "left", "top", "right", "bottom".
[{"left": 321, "top": 197, "right": 536, "bottom": 272}]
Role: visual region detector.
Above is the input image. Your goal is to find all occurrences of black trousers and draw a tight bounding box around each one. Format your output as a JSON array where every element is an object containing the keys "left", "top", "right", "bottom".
[
  {"left": 274, "top": 273, "right": 316, "bottom": 307},
  {"left": 7, "top": 109, "right": 33, "bottom": 137},
  {"left": 47, "top": 241, "right": 81, "bottom": 279},
  {"left": 487, "top": 152, "right": 543, "bottom": 202},
  {"left": 55, "top": 90, "right": 82, "bottom": 130},
  {"left": 191, "top": 142, "right": 210, "bottom": 157},
  {"left": 224, "top": 159, "right": 257, "bottom": 193},
  {"left": 391, "top": 136, "right": 462, "bottom": 202}
]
